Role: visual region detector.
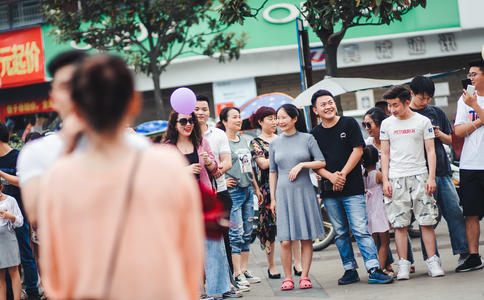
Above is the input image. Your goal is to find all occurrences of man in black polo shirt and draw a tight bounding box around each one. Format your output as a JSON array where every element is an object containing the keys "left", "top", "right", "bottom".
[{"left": 311, "top": 89, "right": 392, "bottom": 285}]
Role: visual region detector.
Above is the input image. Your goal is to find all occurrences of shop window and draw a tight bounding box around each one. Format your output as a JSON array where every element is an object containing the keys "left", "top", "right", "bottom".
[{"left": 0, "top": 0, "right": 42, "bottom": 32}]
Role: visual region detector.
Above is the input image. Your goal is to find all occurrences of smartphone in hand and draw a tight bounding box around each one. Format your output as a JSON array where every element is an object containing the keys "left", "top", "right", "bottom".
[{"left": 462, "top": 78, "right": 475, "bottom": 95}]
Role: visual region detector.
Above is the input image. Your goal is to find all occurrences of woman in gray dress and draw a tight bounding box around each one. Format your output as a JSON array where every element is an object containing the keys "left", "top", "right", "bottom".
[{"left": 269, "top": 104, "right": 325, "bottom": 291}]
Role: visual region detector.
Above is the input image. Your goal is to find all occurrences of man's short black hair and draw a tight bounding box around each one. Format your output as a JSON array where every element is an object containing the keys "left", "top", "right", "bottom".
[
  {"left": 410, "top": 76, "right": 435, "bottom": 97},
  {"left": 47, "top": 50, "right": 89, "bottom": 77},
  {"left": 383, "top": 85, "right": 411, "bottom": 104},
  {"left": 196, "top": 95, "right": 210, "bottom": 104},
  {"left": 469, "top": 60, "right": 484, "bottom": 74},
  {"left": 0, "top": 122, "right": 9, "bottom": 143},
  {"left": 311, "top": 89, "right": 335, "bottom": 107}
]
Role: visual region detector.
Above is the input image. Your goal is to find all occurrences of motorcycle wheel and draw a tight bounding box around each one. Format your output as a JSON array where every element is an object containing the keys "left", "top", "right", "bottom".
[{"left": 313, "top": 205, "right": 335, "bottom": 251}]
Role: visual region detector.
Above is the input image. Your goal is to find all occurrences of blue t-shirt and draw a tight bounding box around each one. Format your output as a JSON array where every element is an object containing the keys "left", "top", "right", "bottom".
[{"left": 0, "top": 149, "right": 23, "bottom": 214}]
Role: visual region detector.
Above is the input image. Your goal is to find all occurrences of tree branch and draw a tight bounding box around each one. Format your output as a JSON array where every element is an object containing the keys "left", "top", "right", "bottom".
[
  {"left": 154, "top": 13, "right": 175, "bottom": 55},
  {"left": 328, "top": 29, "right": 346, "bottom": 45},
  {"left": 251, "top": 0, "right": 269, "bottom": 17},
  {"left": 347, "top": 20, "right": 385, "bottom": 29}
]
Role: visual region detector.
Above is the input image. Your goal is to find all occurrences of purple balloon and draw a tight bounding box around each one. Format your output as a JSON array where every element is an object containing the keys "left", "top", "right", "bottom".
[{"left": 170, "top": 87, "right": 197, "bottom": 115}]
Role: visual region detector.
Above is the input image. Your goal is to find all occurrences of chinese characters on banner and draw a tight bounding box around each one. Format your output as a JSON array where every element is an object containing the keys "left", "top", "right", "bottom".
[
  {"left": 0, "top": 27, "right": 45, "bottom": 88},
  {"left": 0, "top": 99, "right": 54, "bottom": 121}
]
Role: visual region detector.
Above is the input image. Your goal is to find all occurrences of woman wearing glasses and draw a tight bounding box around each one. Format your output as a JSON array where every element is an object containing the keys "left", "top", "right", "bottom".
[
  {"left": 164, "top": 112, "right": 218, "bottom": 183},
  {"left": 164, "top": 111, "right": 233, "bottom": 299}
]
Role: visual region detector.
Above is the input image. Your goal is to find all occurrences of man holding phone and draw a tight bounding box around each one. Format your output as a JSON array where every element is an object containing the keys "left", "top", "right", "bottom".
[
  {"left": 454, "top": 60, "right": 484, "bottom": 272},
  {"left": 409, "top": 76, "right": 470, "bottom": 270}
]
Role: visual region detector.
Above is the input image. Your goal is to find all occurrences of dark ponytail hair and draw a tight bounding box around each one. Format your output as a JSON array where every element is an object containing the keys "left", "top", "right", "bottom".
[
  {"left": 362, "top": 145, "right": 379, "bottom": 176},
  {"left": 70, "top": 54, "right": 133, "bottom": 133},
  {"left": 217, "top": 107, "right": 240, "bottom": 132},
  {"left": 277, "top": 104, "right": 307, "bottom": 133}
]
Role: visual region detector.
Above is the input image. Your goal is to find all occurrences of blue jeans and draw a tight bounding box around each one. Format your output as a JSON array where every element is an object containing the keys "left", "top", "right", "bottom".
[
  {"left": 14, "top": 222, "right": 39, "bottom": 293},
  {"left": 324, "top": 194, "right": 380, "bottom": 271},
  {"left": 228, "top": 186, "right": 254, "bottom": 254},
  {"left": 418, "top": 175, "right": 468, "bottom": 260},
  {"left": 204, "top": 238, "right": 231, "bottom": 296}
]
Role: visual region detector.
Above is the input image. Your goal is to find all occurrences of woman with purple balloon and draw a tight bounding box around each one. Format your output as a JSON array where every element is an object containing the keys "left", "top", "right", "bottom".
[{"left": 165, "top": 88, "right": 236, "bottom": 299}]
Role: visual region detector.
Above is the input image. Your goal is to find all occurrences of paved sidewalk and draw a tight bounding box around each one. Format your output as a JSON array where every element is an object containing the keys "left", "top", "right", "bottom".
[{"left": 242, "top": 220, "right": 484, "bottom": 300}]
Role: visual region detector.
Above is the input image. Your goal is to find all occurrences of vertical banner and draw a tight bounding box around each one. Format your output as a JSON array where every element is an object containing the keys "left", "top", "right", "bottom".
[{"left": 0, "top": 26, "right": 45, "bottom": 88}]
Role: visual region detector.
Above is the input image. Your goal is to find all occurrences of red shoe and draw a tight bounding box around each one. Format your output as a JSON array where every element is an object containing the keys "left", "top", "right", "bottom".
[
  {"left": 299, "top": 277, "right": 312, "bottom": 289},
  {"left": 281, "top": 279, "right": 294, "bottom": 291}
]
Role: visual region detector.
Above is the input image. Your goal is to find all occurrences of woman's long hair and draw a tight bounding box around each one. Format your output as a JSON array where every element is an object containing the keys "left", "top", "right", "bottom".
[{"left": 163, "top": 111, "right": 202, "bottom": 148}]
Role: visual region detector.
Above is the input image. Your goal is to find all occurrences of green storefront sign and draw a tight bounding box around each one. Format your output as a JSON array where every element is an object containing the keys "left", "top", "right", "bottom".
[{"left": 41, "top": 0, "right": 460, "bottom": 74}]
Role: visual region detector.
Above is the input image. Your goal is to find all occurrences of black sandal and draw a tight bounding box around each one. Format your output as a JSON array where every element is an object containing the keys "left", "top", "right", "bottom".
[
  {"left": 294, "top": 266, "right": 302, "bottom": 276},
  {"left": 268, "top": 269, "right": 281, "bottom": 279}
]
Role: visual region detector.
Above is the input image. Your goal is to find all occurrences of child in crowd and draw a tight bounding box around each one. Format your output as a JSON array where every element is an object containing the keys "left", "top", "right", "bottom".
[
  {"left": 362, "top": 145, "right": 391, "bottom": 275},
  {"left": 0, "top": 178, "right": 24, "bottom": 300}
]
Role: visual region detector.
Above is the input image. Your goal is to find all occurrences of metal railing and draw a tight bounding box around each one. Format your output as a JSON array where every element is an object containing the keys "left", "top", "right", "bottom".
[{"left": 11, "top": 0, "right": 42, "bottom": 28}]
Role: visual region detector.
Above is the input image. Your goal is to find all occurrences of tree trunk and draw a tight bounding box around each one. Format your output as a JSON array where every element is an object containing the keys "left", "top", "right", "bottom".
[
  {"left": 151, "top": 68, "right": 164, "bottom": 119},
  {"left": 324, "top": 43, "right": 344, "bottom": 114}
]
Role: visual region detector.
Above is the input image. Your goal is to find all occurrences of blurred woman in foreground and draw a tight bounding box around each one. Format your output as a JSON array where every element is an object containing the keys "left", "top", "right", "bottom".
[{"left": 37, "top": 54, "right": 203, "bottom": 300}]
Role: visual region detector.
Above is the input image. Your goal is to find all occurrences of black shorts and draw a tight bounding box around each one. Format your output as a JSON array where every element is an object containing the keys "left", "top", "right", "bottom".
[{"left": 460, "top": 169, "right": 484, "bottom": 217}]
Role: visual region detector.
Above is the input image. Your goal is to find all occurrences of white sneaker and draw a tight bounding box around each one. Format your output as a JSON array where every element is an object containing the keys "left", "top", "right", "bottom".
[
  {"left": 237, "top": 284, "right": 250, "bottom": 292},
  {"left": 235, "top": 273, "right": 250, "bottom": 286},
  {"left": 243, "top": 270, "right": 261, "bottom": 284},
  {"left": 426, "top": 255, "right": 445, "bottom": 277},
  {"left": 397, "top": 258, "right": 411, "bottom": 280}
]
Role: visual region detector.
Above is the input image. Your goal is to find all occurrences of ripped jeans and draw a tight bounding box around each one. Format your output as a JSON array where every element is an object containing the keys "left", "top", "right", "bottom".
[{"left": 228, "top": 185, "right": 254, "bottom": 254}]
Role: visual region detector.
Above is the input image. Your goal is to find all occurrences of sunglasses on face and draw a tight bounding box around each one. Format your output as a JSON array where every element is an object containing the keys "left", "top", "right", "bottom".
[
  {"left": 361, "top": 122, "right": 372, "bottom": 129},
  {"left": 177, "top": 118, "right": 194, "bottom": 126}
]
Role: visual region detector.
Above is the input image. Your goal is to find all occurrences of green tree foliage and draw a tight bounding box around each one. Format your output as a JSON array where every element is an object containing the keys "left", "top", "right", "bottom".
[
  {"left": 42, "top": 0, "right": 267, "bottom": 118},
  {"left": 302, "top": 0, "right": 427, "bottom": 111}
]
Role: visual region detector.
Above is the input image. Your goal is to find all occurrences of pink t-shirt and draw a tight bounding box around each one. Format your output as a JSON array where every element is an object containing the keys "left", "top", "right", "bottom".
[{"left": 38, "top": 145, "right": 203, "bottom": 300}]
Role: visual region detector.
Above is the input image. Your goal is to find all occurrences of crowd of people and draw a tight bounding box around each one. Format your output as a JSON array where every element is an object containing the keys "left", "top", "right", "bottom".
[{"left": 0, "top": 50, "right": 483, "bottom": 300}]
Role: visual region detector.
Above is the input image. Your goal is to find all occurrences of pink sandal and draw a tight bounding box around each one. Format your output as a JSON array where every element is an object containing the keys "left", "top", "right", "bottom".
[
  {"left": 280, "top": 279, "right": 294, "bottom": 291},
  {"left": 299, "top": 277, "right": 312, "bottom": 289}
]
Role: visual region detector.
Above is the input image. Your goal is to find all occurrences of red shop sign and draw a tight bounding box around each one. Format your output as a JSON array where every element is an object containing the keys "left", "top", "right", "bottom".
[
  {"left": 0, "top": 98, "right": 54, "bottom": 120},
  {"left": 0, "top": 26, "right": 45, "bottom": 88}
]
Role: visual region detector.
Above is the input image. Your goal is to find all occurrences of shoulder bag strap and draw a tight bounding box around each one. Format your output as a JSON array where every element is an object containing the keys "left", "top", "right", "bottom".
[{"left": 102, "top": 150, "right": 143, "bottom": 299}]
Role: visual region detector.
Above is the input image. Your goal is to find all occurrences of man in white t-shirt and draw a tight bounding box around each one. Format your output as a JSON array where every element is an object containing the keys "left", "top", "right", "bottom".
[
  {"left": 453, "top": 60, "right": 484, "bottom": 272},
  {"left": 18, "top": 51, "right": 89, "bottom": 224},
  {"left": 195, "top": 96, "right": 256, "bottom": 296},
  {"left": 380, "top": 85, "right": 444, "bottom": 280}
]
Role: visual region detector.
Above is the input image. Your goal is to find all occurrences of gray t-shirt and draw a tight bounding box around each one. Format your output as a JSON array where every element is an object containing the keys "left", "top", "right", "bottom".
[{"left": 225, "top": 134, "right": 253, "bottom": 188}]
